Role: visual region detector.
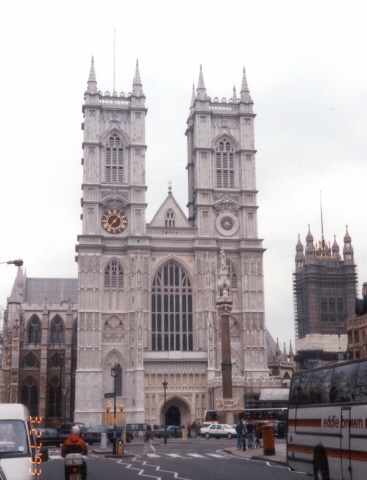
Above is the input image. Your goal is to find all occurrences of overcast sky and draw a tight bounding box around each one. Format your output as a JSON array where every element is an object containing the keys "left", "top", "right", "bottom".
[{"left": 1, "top": 0, "right": 367, "bottom": 351}]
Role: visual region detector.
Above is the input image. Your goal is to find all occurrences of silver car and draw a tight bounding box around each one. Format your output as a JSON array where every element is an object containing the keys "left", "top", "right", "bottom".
[{"left": 200, "top": 423, "right": 237, "bottom": 439}]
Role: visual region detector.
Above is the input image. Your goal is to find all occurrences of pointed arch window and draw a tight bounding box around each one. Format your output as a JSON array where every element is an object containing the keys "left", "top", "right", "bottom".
[
  {"left": 165, "top": 209, "right": 175, "bottom": 228},
  {"left": 50, "top": 315, "right": 64, "bottom": 346},
  {"left": 28, "top": 316, "right": 41, "bottom": 346},
  {"left": 104, "top": 260, "right": 124, "bottom": 290},
  {"left": 226, "top": 259, "right": 238, "bottom": 289},
  {"left": 216, "top": 139, "right": 235, "bottom": 188},
  {"left": 151, "top": 261, "right": 193, "bottom": 351},
  {"left": 47, "top": 375, "right": 61, "bottom": 419},
  {"left": 105, "top": 133, "right": 124, "bottom": 183},
  {"left": 21, "top": 376, "right": 38, "bottom": 417}
]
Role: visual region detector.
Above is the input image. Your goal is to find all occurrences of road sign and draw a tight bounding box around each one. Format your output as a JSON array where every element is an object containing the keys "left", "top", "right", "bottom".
[{"left": 104, "top": 392, "right": 114, "bottom": 398}]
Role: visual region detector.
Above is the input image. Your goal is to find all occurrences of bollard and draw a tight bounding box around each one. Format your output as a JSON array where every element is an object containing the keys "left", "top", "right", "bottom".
[
  {"left": 117, "top": 439, "right": 124, "bottom": 455},
  {"left": 261, "top": 425, "right": 275, "bottom": 455},
  {"left": 101, "top": 432, "right": 107, "bottom": 449},
  {"left": 182, "top": 427, "right": 188, "bottom": 442}
]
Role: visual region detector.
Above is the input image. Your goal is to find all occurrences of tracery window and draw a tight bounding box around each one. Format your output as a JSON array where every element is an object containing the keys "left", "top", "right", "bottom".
[
  {"left": 23, "top": 352, "right": 39, "bottom": 369},
  {"left": 216, "top": 138, "right": 235, "bottom": 188},
  {"left": 151, "top": 261, "right": 193, "bottom": 351},
  {"left": 50, "top": 315, "right": 64, "bottom": 346},
  {"left": 21, "top": 376, "right": 38, "bottom": 417},
  {"left": 28, "top": 316, "right": 41, "bottom": 346},
  {"left": 104, "top": 260, "right": 124, "bottom": 290},
  {"left": 105, "top": 133, "right": 124, "bottom": 183},
  {"left": 165, "top": 209, "right": 175, "bottom": 228}
]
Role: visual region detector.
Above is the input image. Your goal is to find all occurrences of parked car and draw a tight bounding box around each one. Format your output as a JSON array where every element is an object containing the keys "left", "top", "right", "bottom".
[
  {"left": 200, "top": 423, "right": 237, "bottom": 439},
  {"left": 199, "top": 423, "right": 212, "bottom": 437},
  {"left": 153, "top": 425, "right": 182, "bottom": 438},
  {"left": 58, "top": 422, "right": 87, "bottom": 436},
  {"left": 84, "top": 425, "right": 132, "bottom": 445},
  {"left": 34, "top": 427, "right": 69, "bottom": 447}
]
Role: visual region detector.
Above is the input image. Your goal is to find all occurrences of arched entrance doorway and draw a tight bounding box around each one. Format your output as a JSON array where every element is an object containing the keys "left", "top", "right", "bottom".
[
  {"left": 166, "top": 406, "right": 180, "bottom": 426},
  {"left": 161, "top": 397, "right": 191, "bottom": 427}
]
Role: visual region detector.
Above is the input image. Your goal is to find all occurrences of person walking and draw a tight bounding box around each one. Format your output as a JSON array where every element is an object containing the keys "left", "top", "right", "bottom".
[
  {"left": 143, "top": 425, "right": 156, "bottom": 454},
  {"left": 235, "top": 420, "right": 244, "bottom": 450},
  {"left": 246, "top": 420, "right": 255, "bottom": 449},
  {"left": 191, "top": 421, "right": 197, "bottom": 439}
]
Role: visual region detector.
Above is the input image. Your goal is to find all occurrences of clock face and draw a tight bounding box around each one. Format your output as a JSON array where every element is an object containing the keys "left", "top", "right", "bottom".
[{"left": 101, "top": 209, "right": 128, "bottom": 234}]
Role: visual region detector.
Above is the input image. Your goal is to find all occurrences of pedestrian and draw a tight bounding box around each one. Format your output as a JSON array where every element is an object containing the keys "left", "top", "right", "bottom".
[
  {"left": 246, "top": 420, "right": 255, "bottom": 449},
  {"left": 235, "top": 420, "right": 244, "bottom": 450},
  {"left": 191, "top": 421, "right": 197, "bottom": 438},
  {"left": 143, "top": 425, "right": 156, "bottom": 454},
  {"left": 187, "top": 422, "right": 191, "bottom": 438}
]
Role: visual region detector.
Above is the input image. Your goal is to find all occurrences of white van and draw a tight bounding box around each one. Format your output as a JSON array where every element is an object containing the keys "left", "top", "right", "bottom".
[{"left": 0, "top": 403, "right": 48, "bottom": 480}]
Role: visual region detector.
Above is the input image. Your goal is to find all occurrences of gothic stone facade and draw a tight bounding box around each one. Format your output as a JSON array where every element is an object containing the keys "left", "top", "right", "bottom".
[
  {"left": 74, "top": 60, "right": 271, "bottom": 428},
  {"left": 1, "top": 61, "right": 284, "bottom": 429}
]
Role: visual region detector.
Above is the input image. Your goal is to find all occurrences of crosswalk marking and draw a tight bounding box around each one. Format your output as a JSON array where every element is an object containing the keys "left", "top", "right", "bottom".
[
  {"left": 207, "top": 453, "right": 226, "bottom": 458},
  {"left": 187, "top": 453, "right": 205, "bottom": 458},
  {"left": 166, "top": 454, "right": 182, "bottom": 458}
]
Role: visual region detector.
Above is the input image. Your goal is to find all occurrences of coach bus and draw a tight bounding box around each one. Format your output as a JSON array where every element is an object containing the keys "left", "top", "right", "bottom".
[
  {"left": 204, "top": 407, "right": 287, "bottom": 424},
  {"left": 287, "top": 357, "right": 367, "bottom": 480}
]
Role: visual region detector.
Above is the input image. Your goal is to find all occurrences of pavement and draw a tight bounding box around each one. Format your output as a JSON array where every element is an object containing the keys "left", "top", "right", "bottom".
[{"left": 92, "top": 438, "right": 287, "bottom": 466}]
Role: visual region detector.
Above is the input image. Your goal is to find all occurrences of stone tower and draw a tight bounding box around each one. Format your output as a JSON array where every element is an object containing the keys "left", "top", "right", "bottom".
[
  {"left": 75, "top": 58, "right": 148, "bottom": 425},
  {"left": 74, "top": 61, "right": 270, "bottom": 428}
]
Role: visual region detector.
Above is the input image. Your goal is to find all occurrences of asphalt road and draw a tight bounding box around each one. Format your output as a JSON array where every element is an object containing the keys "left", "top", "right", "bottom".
[{"left": 40, "top": 438, "right": 305, "bottom": 480}]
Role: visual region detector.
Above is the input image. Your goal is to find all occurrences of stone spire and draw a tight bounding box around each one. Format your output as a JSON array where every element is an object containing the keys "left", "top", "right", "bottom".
[
  {"left": 289, "top": 341, "right": 294, "bottom": 361},
  {"left": 87, "top": 56, "right": 97, "bottom": 94},
  {"left": 191, "top": 83, "right": 195, "bottom": 107},
  {"left": 295, "top": 234, "right": 305, "bottom": 268},
  {"left": 196, "top": 65, "right": 208, "bottom": 101},
  {"left": 305, "top": 225, "right": 315, "bottom": 262},
  {"left": 343, "top": 225, "right": 354, "bottom": 262},
  {"left": 332, "top": 235, "right": 341, "bottom": 259},
  {"left": 275, "top": 337, "right": 281, "bottom": 359},
  {"left": 232, "top": 85, "right": 237, "bottom": 102},
  {"left": 132, "top": 59, "right": 143, "bottom": 96},
  {"left": 240, "top": 67, "right": 253, "bottom": 103}
]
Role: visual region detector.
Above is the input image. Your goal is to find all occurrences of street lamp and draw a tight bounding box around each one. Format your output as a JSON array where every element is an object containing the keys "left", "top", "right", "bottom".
[
  {"left": 162, "top": 379, "right": 168, "bottom": 445},
  {"left": 111, "top": 364, "right": 119, "bottom": 455},
  {"left": 58, "top": 352, "right": 65, "bottom": 422},
  {"left": 0, "top": 259, "right": 23, "bottom": 266}
]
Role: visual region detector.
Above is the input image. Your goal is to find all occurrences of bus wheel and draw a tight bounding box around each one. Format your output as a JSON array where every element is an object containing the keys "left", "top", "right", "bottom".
[{"left": 314, "top": 450, "right": 330, "bottom": 480}]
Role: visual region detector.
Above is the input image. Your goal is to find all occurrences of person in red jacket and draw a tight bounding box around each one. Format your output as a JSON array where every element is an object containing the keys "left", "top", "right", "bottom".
[{"left": 61, "top": 425, "right": 88, "bottom": 479}]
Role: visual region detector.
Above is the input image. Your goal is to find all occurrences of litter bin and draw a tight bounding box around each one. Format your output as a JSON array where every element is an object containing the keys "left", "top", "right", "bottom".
[
  {"left": 261, "top": 425, "right": 275, "bottom": 455},
  {"left": 117, "top": 439, "right": 124, "bottom": 455},
  {"left": 101, "top": 432, "right": 107, "bottom": 449}
]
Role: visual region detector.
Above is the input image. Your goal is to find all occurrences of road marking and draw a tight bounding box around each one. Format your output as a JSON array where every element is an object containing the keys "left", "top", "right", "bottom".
[
  {"left": 187, "top": 453, "right": 205, "bottom": 458},
  {"left": 207, "top": 453, "right": 227, "bottom": 458}
]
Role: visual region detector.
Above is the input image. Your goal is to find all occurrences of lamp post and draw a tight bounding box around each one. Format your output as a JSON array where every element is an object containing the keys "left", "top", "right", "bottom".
[
  {"left": 0, "top": 259, "right": 23, "bottom": 266},
  {"left": 58, "top": 352, "right": 64, "bottom": 422},
  {"left": 111, "top": 364, "right": 119, "bottom": 455},
  {"left": 162, "top": 379, "right": 168, "bottom": 445}
]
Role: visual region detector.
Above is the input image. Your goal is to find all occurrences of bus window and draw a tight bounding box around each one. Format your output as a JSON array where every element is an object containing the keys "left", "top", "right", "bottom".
[
  {"left": 204, "top": 410, "right": 218, "bottom": 422},
  {"left": 309, "top": 367, "right": 333, "bottom": 404},
  {"left": 329, "top": 362, "right": 359, "bottom": 403},
  {"left": 355, "top": 361, "right": 367, "bottom": 402},
  {"left": 289, "top": 376, "right": 301, "bottom": 406},
  {"left": 291, "top": 371, "right": 313, "bottom": 405}
]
